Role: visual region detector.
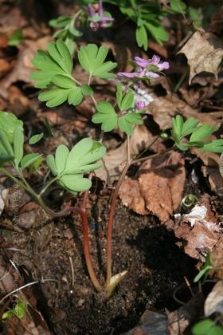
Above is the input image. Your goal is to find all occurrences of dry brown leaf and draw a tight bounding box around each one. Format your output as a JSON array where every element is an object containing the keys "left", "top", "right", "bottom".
[
  {"left": 210, "top": 235, "right": 223, "bottom": 279},
  {"left": 119, "top": 151, "right": 185, "bottom": 221},
  {"left": 0, "top": 58, "right": 13, "bottom": 77},
  {"left": 207, "top": 5, "right": 223, "bottom": 38},
  {"left": 178, "top": 30, "right": 223, "bottom": 84},
  {"left": 0, "top": 36, "right": 51, "bottom": 99},
  {"left": 174, "top": 199, "right": 220, "bottom": 260},
  {"left": 146, "top": 92, "right": 221, "bottom": 131},
  {"left": 96, "top": 125, "right": 159, "bottom": 183},
  {"left": 220, "top": 153, "right": 223, "bottom": 177},
  {"left": 191, "top": 148, "right": 223, "bottom": 199},
  {"left": 204, "top": 280, "right": 223, "bottom": 317},
  {"left": 119, "top": 177, "right": 149, "bottom": 215}
]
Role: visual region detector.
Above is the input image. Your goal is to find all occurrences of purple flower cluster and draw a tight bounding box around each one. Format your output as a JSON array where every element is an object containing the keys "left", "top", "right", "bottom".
[
  {"left": 88, "top": 0, "right": 114, "bottom": 31},
  {"left": 118, "top": 55, "right": 169, "bottom": 80}
]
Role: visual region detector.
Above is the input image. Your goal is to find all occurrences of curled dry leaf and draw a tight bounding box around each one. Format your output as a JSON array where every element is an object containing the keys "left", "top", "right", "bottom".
[
  {"left": 119, "top": 151, "right": 185, "bottom": 222},
  {"left": 178, "top": 30, "right": 223, "bottom": 84},
  {"left": 174, "top": 196, "right": 220, "bottom": 260}
]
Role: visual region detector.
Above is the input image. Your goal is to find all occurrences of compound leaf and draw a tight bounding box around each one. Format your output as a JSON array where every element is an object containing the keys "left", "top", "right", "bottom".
[
  {"left": 31, "top": 40, "right": 73, "bottom": 89},
  {"left": 78, "top": 44, "right": 117, "bottom": 78}
]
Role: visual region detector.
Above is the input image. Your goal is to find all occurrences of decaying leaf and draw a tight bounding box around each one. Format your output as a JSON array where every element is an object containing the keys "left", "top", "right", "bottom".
[
  {"left": 96, "top": 125, "right": 161, "bottom": 183},
  {"left": 207, "top": 5, "right": 223, "bottom": 38},
  {"left": 174, "top": 196, "right": 220, "bottom": 260},
  {"left": 146, "top": 91, "right": 221, "bottom": 131},
  {"left": 204, "top": 280, "right": 223, "bottom": 317},
  {"left": 220, "top": 152, "right": 223, "bottom": 178},
  {"left": 119, "top": 151, "right": 185, "bottom": 221},
  {"left": 178, "top": 30, "right": 223, "bottom": 84},
  {"left": 210, "top": 235, "right": 223, "bottom": 279},
  {"left": 191, "top": 148, "right": 223, "bottom": 199}
]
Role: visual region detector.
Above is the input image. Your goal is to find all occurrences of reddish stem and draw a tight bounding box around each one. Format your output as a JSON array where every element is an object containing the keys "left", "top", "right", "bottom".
[
  {"left": 49, "top": 194, "right": 102, "bottom": 292},
  {"left": 106, "top": 163, "right": 130, "bottom": 286},
  {"left": 79, "top": 191, "right": 102, "bottom": 292}
]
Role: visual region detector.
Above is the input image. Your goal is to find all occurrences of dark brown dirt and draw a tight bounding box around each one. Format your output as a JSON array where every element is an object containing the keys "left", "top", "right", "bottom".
[{"left": 1, "top": 196, "right": 197, "bottom": 334}]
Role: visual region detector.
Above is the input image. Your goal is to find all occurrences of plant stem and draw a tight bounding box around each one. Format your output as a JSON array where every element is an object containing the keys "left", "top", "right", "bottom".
[
  {"left": 105, "top": 143, "right": 176, "bottom": 288},
  {"left": 106, "top": 162, "right": 130, "bottom": 287},
  {"left": 79, "top": 190, "right": 102, "bottom": 292},
  {"left": 38, "top": 175, "right": 60, "bottom": 197}
]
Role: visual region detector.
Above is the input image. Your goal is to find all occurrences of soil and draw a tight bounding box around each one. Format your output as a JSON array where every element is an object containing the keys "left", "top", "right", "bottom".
[{"left": 1, "top": 197, "right": 197, "bottom": 335}]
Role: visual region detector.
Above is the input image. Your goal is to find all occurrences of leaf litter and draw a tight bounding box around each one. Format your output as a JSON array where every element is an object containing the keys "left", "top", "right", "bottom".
[{"left": 0, "top": 1, "right": 223, "bottom": 334}]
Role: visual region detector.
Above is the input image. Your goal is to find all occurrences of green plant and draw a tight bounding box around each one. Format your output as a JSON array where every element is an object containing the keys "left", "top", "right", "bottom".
[
  {"left": 105, "top": 0, "right": 184, "bottom": 49},
  {"left": 1, "top": 297, "right": 26, "bottom": 321},
  {"left": 181, "top": 194, "right": 198, "bottom": 208},
  {"left": 8, "top": 29, "right": 24, "bottom": 46},
  {"left": 92, "top": 83, "right": 143, "bottom": 135},
  {"left": 193, "top": 253, "right": 214, "bottom": 283},
  {"left": 0, "top": 111, "right": 105, "bottom": 210},
  {"left": 31, "top": 41, "right": 116, "bottom": 107},
  {"left": 49, "top": 11, "right": 83, "bottom": 54},
  {"left": 2, "top": 34, "right": 223, "bottom": 300},
  {"left": 49, "top": 1, "right": 187, "bottom": 51},
  {"left": 171, "top": 115, "right": 223, "bottom": 153},
  {"left": 192, "top": 319, "right": 223, "bottom": 335}
]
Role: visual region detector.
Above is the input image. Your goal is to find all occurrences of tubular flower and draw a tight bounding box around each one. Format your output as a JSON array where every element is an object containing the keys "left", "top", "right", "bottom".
[
  {"left": 88, "top": 0, "right": 114, "bottom": 31},
  {"left": 118, "top": 55, "right": 169, "bottom": 80},
  {"left": 135, "top": 100, "right": 146, "bottom": 110}
]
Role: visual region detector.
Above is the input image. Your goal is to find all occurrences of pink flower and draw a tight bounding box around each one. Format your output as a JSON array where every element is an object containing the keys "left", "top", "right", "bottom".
[
  {"left": 135, "top": 100, "right": 146, "bottom": 110},
  {"left": 134, "top": 55, "right": 169, "bottom": 71},
  {"left": 117, "top": 55, "right": 169, "bottom": 80},
  {"left": 88, "top": 0, "right": 114, "bottom": 31},
  {"left": 117, "top": 71, "right": 144, "bottom": 78}
]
